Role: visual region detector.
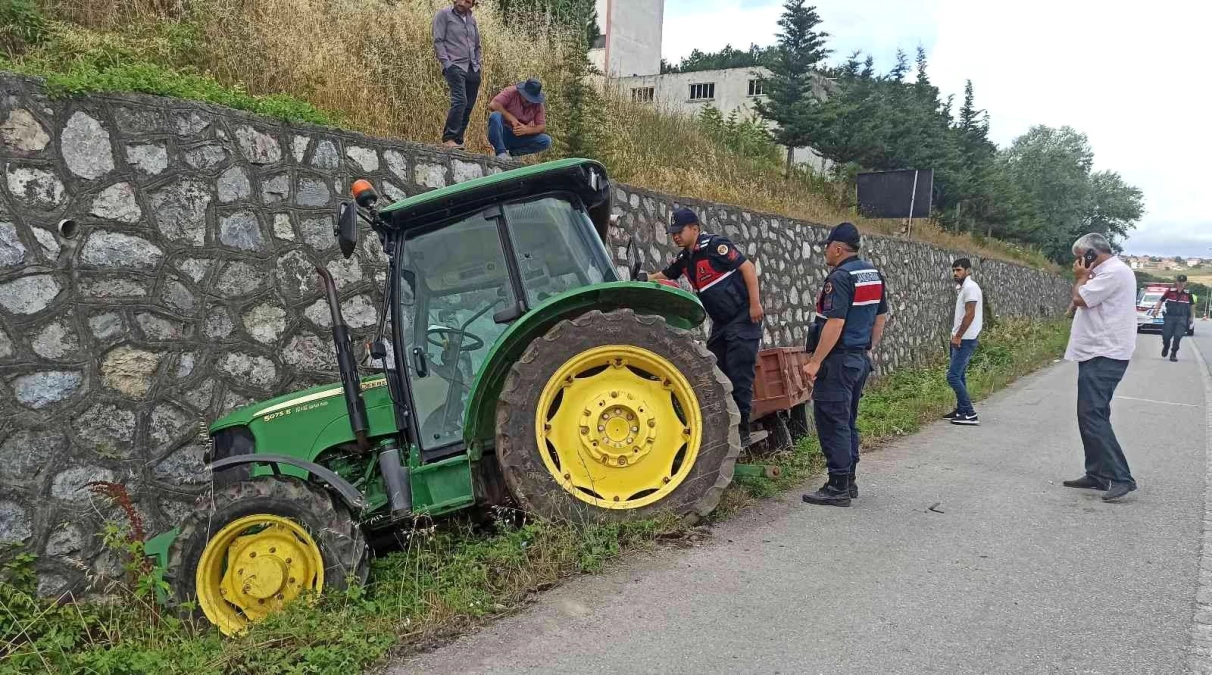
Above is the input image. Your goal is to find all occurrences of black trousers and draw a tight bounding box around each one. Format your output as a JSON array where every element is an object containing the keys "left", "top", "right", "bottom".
[
  {"left": 707, "top": 326, "right": 760, "bottom": 427},
  {"left": 1077, "top": 357, "right": 1134, "bottom": 487},
  {"left": 1162, "top": 316, "right": 1187, "bottom": 355},
  {"left": 813, "top": 351, "right": 872, "bottom": 475},
  {"left": 442, "top": 66, "right": 481, "bottom": 144}
]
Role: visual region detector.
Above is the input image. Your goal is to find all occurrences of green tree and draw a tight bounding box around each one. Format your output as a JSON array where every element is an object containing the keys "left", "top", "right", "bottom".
[
  {"left": 662, "top": 43, "right": 773, "bottom": 74},
  {"left": 549, "top": 0, "right": 602, "bottom": 157},
  {"left": 997, "top": 125, "right": 1143, "bottom": 261},
  {"left": 999, "top": 125, "right": 1095, "bottom": 259},
  {"left": 950, "top": 80, "right": 998, "bottom": 231},
  {"left": 753, "top": 0, "right": 831, "bottom": 175},
  {"left": 1085, "top": 170, "right": 1145, "bottom": 244}
]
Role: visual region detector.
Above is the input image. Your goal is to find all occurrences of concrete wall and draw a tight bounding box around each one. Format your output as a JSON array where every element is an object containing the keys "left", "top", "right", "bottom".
[
  {"left": 613, "top": 67, "right": 834, "bottom": 172},
  {"left": 0, "top": 73, "right": 1071, "bottom": 594},
  {"left": 594, "top": 0, "right": 663, "bottom": 77}
]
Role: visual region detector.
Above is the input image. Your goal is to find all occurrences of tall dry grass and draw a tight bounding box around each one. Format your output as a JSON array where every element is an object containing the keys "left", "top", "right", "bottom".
[
  {"left": 27, "top": 0, "right": 1055, "bottom": 268},
  {"left": 193, "top": 0, "right": 576, "bottom": 154}
]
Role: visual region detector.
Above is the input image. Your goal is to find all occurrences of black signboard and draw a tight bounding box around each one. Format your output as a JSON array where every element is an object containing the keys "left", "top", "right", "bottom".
[{"left": 857, "top": 169, "right": 934, "bottom": 219}]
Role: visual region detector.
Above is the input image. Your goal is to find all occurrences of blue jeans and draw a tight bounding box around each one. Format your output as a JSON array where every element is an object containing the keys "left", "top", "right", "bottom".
[
  {"left": 1077, "top": 357, "right": 1134, "bottom": 487},
  {"left": 947, "top": 339, "right": 978, "bottom": 415},
  {"left": 487, "top": 112, "right": 552, "bottom": 157}
]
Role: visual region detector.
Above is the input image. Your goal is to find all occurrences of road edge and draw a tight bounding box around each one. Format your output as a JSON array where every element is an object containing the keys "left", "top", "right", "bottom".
[{"left": 1189, "top": 337, "right": 1212, "bottom": 675}]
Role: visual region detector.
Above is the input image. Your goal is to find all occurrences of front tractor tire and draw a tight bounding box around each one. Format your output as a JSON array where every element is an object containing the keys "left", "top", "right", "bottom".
[
  {"left": 495, "top": 309, "right": 741, "bottom": 523},
  {"left": 166, "top": 476, "right": 368, "bottom": 636}
]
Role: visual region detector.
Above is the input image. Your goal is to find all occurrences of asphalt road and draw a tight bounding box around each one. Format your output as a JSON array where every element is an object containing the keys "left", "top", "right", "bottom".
[{"left": 390, "top": 333, "right": 1210, "bottom": 675}]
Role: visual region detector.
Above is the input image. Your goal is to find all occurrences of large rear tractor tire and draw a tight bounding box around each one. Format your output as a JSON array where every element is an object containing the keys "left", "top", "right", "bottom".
[
  {"left": 165, "top": 476, "right": 368, "bottom": 636},
  {"left": 495, "top": 309, "right": 741, "bottom": 524}
]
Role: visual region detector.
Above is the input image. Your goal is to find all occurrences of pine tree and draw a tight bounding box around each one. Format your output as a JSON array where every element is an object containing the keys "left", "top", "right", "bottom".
[
  {"left": 753, "top": 0, "right": 832, "bottom": 175},
  {"left": 889, "top": 49, "right": 909, "bottom": 81}
]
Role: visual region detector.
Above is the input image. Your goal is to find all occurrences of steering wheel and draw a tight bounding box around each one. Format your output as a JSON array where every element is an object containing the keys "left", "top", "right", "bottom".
[{"left": 426, "top": 326, "right": 484, "bottom": 353}]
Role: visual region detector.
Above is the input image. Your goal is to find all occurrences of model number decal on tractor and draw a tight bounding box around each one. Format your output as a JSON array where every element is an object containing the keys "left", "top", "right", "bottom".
[{"left": 264, "top": 400, "right": 330, "bottom": 422}]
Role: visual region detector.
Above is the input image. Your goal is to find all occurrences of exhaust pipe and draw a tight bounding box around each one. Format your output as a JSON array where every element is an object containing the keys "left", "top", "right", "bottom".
[
  {"left": 377, "top": 441, "right": 412, "bottom": 517},
  {"left": 316, "top": 266, "right": 370, "bottom": 450}
]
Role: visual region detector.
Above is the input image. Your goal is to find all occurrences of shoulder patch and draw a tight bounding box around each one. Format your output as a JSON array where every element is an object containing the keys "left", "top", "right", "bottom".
[{"left": 717, "top": 244, "right": 729, "bottom": 256}]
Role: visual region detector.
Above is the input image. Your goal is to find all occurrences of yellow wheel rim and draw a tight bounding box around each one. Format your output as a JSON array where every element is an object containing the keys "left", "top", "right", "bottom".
[
  {"left": 535, "top": 345, "right": 703, "bottom": 509},
  {"left": 196, "top": 514, "right": 324, "bottom": 636}
]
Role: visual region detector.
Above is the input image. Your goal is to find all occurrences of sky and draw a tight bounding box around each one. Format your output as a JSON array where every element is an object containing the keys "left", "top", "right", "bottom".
[{"left": 662, "top": 0, "right": 1212, "bottom": 257}]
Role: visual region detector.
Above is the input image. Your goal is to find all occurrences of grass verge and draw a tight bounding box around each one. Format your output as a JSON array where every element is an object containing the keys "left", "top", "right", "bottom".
[{"left": 0, "top": 318, "right": 1069, "bottom": 674}]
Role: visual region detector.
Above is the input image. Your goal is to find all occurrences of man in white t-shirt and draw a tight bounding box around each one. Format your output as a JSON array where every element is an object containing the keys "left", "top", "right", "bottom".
[
  {"left": 945, "top": 258, "right": 983, "bottom": 426},
  {"left": 1062, "top": 233, "right": 1139, "bottom": 502}
]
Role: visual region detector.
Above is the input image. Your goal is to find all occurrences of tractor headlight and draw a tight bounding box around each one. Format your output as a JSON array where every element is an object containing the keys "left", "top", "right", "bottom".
[{"left": 206, "top": 426, "right": 255, "bottom": 464}]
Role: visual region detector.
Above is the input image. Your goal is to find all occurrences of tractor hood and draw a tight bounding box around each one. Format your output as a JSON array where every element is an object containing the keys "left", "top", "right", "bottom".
[{"left": 209, "top": 376, "right": 389, "bottom": 434}]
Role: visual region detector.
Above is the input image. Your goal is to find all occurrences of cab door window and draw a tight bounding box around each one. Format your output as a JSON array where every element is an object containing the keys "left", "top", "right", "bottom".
[{"left": 400, "top": 212, "right": 516, "bottom": 449}]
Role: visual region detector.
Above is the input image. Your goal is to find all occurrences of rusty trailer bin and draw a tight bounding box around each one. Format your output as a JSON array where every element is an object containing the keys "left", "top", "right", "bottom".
[{"left": 750, "top": 346, "right": 813, "bottom": 420}]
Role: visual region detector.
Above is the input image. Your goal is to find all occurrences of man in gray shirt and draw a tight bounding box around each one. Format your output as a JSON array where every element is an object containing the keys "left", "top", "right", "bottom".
[{"left": 433, "top": 0, "right": 482, "bottom": 149}]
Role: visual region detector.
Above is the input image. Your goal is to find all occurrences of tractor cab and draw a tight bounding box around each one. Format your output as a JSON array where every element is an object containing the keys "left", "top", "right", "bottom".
[{"left": 389, "top": 181, "right": 619, "bottom": 455}]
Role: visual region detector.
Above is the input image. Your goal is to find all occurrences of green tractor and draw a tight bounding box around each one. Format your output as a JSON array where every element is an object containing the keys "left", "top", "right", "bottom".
[{"left": 144, "top": 158, "right": 742, "bottom": 635}]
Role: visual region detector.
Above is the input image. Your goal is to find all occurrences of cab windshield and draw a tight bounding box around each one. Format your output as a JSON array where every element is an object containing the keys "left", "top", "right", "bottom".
[{"left": 399, "top": 195, "right": 618, "bottom": 450}]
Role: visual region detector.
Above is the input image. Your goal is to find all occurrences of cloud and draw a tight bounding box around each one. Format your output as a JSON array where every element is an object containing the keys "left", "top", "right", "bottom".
[
  {"left": 664, "top": 0, "right": 938, "bottom": 69},
  {"left": 662, "top": 0, "right": 1212, "bottom": 257},
  {"left": 1121, "top": 221, "right": 1212, "bottom": 258}
]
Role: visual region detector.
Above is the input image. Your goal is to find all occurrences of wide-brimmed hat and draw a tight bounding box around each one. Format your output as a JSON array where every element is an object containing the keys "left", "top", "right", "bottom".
[{"left": 517, "top": 78, "right": 546, "bottom": 104}]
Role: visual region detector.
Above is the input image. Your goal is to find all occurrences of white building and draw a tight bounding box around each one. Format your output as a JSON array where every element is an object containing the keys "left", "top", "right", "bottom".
[
  {"left": 589, "top": 0, "right": 663, "bottom": 77},
  {"left": 589, "top": 0, "right": 832, "bottom": 172},
  {"left": 612, "top": 66, "right": 834, "bottom": 172}
]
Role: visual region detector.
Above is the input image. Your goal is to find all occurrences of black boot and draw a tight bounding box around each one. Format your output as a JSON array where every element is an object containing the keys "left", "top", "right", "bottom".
[
  {"left": 739, "top": 413, "right": 751, "bottom": 447},
  {"left": 802, "top": 474, "right": 852, "bottom": 507},
  {"left": 848, "top": 472, "right": 858, "bottom": 498}
]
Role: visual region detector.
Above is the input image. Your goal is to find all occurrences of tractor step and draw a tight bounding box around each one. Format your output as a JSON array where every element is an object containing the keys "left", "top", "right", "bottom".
[{"left": 742, "top": 429, "right": 769, "bottom": 448}]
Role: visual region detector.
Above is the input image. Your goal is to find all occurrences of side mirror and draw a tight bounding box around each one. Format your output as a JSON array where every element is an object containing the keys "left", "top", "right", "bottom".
[
  {"left": 624, "top": 238, "right": 643, "bottom": 281},
  {"left": 337, "top": 202, "right": 358, "bottom": 259}
]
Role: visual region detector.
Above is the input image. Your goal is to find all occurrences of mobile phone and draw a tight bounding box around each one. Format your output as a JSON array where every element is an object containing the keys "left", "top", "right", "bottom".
[{"left": 1083, "top": 249, "right": 1097, "bottom": 267}]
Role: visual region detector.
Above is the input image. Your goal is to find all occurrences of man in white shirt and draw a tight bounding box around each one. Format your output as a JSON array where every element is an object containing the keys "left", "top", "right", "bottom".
[
  {"left": 945, "top": 258, "right": 983, "bottom": 426},
  {"left": 1062, "top": 233, "right": 1139, "bottom": 502}
]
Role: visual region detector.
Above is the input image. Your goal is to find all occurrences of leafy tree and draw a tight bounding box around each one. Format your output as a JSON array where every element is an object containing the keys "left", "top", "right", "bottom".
[
  {"left": 999, "top": 125, "right": 1095, "bottom": 259},
  {"left": 753, "top": 0, "right": 831, "bottom": 175},
  {"left": 1084, "top": 170, "right": 1144, "bottom": 245}
]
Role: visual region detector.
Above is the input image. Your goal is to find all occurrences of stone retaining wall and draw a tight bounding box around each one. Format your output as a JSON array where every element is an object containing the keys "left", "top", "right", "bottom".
[{"left": 0, "top": 73, "right": 1071, "bottom": 594}]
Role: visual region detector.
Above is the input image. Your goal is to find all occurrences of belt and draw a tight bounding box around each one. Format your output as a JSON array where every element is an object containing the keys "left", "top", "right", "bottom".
[{"left": 825, "top": 347, "right": 868, "bottom": 358}]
